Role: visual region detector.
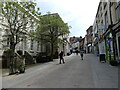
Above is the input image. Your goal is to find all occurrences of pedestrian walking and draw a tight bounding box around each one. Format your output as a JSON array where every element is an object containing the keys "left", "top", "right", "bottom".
[
  {"left": 80, "top": 50, "right": 84, "bottom": 60},
  {"left": 76, "top": 49, "right": 79, "bottom": 55},
  {"left": 73, "top": 49, "right": 75, "bottom": 55},
  {"left": 59, "top": 51, "right": 65, "bottom": 64},
  {"left": 70, "top": 49, "right": 73, "bottom": 54}
]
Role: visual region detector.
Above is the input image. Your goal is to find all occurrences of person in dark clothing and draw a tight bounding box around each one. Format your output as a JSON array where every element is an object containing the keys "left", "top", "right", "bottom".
[
  {"left": 59, "top": 51, "right": 65, "bottom": 64},
  {"left": 80, "top": 50, "right": 84, "bottom": 60},
  {"left": 70, "top": 49, "right": 73, "bottom": 54},
  {"left": 76, "top": 49, "right": 79, "bottom": 55}
]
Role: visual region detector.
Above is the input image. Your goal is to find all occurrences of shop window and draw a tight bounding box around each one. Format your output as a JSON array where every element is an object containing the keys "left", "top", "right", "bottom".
[{"left": 104, "top": 2, "right": 107, "bottom": 9}]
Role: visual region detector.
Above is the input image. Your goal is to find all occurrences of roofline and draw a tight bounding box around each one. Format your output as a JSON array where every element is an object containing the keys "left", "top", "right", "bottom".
[{"left": 86, "top": 26, "right": 93, "bottom": 31}]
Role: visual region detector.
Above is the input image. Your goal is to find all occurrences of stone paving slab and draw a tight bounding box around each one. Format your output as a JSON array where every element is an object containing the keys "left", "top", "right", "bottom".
[{"left": 1, "top": 53, "right": 119, "bottom": 88}]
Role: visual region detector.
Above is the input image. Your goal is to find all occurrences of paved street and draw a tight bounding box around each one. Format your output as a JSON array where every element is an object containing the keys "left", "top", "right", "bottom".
[{"left": 2, "top": 54, "right": 118, "bottom": 88}]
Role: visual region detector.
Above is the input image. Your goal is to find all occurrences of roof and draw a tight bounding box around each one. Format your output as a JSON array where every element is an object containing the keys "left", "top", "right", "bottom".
[{"left": 86, "top": 26, "right": 93, "bottom": 31}]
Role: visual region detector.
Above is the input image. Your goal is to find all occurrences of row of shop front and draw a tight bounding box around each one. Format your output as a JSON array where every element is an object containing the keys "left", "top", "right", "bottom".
[{"left": 93, "top": 22, "right": 120, "bottom": 63}]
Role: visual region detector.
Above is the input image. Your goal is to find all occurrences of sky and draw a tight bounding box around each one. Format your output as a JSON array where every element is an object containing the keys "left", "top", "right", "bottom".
[{"left": 36, "top": 0, "right": 100, "bottom": 37}]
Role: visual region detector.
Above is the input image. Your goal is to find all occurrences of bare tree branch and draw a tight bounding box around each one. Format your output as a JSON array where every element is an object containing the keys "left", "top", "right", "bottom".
[{"left": 0, "top": 23, "right": 9, "bottom": 28}]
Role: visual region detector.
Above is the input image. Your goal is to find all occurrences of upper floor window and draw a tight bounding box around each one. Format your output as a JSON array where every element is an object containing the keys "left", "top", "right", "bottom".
[
  {"left": 37, "top": 41, "right": 39, "bottom": 51},
  {"left": 105, "top": 12, "right": 108, "bottom": 29},
  {"left": 31, "top": 39, "right": 33, "bottom": 50},
  {"left": 117, "top": 6, "right": 120, "bottom": 19},
  {"left": 100, "top": 6, "right": 102, "bottom": 15},
  {"left": 101, "top": 12, "right": 103, "bottom": 17},
  {"left": 116, "top": 0, "right": 119, "bottom": 6},
  {"left": 103, "top": 2, "right": 107, "bottom": 9},
  {"left": 7, "top": 37, "right": 10, "bottom": 46},
  {"left": 24, "top": 37, "right": 27, "bottom": 49}
]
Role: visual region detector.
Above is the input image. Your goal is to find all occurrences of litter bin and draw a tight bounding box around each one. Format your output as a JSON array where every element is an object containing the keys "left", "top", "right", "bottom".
[{"left": 99, "top": 54, "right": 106, "bottom": 62}]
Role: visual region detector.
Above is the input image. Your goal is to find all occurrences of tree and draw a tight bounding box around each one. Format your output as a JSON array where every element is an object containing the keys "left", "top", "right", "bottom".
[
  {"left": 0, "top": 1, "right": 40, "bottom": 74},
  {"left": 35, "top": 12, "right": 70, "bottom": 60}
]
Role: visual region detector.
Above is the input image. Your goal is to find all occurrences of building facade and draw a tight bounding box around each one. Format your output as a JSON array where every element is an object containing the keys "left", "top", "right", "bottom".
[
  {"left": 84, "top": 35, "right": 88, "bottom": 54},
  {"left": 93, "top": 18, "right": 99, "bottom": 56},
  {"left": 79, "top": 36, "right": 84, "bottom": 51},
  {"left": 93, "top": 0, "right": 120, "bottom": 62},
  {"left": 0, "top": 2, "right": 41, "bottom": 65},
  {"left": 86, "top": 26, "right": 93, "bottom": 53},
  {"left": 69, "top": 36, "right": 80, "bottom": 52}
]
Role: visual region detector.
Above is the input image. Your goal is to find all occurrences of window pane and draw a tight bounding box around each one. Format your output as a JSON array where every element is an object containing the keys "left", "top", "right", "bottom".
[{"left": 118, "top": 7, "right": 120, "bottom": 18}]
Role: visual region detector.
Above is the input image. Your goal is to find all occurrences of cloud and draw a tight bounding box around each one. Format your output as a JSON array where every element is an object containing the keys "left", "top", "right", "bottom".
[{"left": 36, "top": 0, "right": 100, "bottom": 37}]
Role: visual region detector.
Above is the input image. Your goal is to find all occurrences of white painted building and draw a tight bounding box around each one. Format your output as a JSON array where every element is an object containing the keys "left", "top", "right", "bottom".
[
  {"left": 58, "top": 33, "right": 70, "bottom": 56},
  {"left": 93, "top": 0, "right": 120, "bottom": 61},
  {"left": 0, "top": 2, "right": 47, "bottom": 67},
  {"left": 0, "top": 2, "right": 41, "bottom": 60}
]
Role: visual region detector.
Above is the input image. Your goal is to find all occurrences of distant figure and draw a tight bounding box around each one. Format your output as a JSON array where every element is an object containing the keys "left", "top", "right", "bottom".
[
  {"left": 70, "top": 49, "right": 73, "bottom": 54},
  {"left": 84, "top": 50, "right": 86, "bottom": 54},
  {"left": 59, "top": 51, "right": 65, "bottom": 64},
  {"left": 80, "top": 50, "right": 84, "bottom": 60},
  {"left": 76, "top": 49, "right": 79, "bottom": 55},
  {"left": 73, "top": 49, "right": 75, "bottom": 55}
]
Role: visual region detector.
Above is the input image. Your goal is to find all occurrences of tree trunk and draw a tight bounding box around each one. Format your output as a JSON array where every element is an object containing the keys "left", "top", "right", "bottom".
[
  {"left": 51, "top": 42, "right": 54, "bottom": 61},
  {"left": 9, "top": 39, "right": 16, "bottom": 75}
]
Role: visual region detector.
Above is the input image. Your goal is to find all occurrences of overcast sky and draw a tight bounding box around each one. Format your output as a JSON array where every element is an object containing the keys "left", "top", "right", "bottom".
[{"left": 36, "top": 0, "right": 100, "bottom": 37}]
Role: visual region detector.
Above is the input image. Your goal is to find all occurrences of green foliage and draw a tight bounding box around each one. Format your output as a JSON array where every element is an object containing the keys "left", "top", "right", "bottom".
[
  {"left": 1, "top": 1, "right": 41, "bottom": 74},
  {"left": 1, "top": 1, "right": 40, "bottom": 47},
  {"left": 20, "top": 1, "right": 41, "bottom": 16},
  {"left": 36, "top": 12, "right": 70, "bottom": 44},
  {"left": 34, "top": 12, "right": 70, "bottom": 59}
]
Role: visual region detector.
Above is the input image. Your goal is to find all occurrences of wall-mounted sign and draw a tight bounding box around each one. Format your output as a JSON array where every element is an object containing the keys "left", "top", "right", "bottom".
[
  {"left": 98, "top": 25, "right": 106, "bottom": 30},
  {"left": 63, "top": 38, "right": 67, "bottom": 40},
  {"left": 107, "top": 40, "right": 111, "bottom": 45}
]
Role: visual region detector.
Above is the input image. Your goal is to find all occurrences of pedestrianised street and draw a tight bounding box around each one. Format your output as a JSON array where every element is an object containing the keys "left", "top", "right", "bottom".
[
  {"left": 1, "top": 1, "right": 120, "bottom": 89},
  {"left": 2, "top": 54, "right": 118, "bottom": 88}
]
